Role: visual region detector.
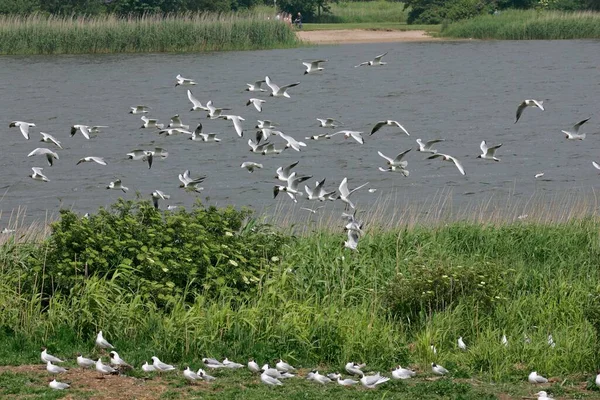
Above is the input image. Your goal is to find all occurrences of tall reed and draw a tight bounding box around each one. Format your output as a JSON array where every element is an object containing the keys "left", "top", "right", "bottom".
[
  {"left": 0, "top": 12, "right": 298, "bottom": 55},
  {"left": 441, "top": 9, "right": 600, "bottom": 40}
]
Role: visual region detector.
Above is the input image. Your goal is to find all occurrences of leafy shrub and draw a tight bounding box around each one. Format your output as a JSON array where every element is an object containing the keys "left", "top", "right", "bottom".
[
  {"left": 384, "top": 260, "right": 508, "bottom": 323},
  {"left": 26, "top": 199, "right": 287, "bottom": 301}
]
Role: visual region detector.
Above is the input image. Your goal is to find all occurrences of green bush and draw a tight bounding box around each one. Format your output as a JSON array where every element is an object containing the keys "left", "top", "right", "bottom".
[
  {"left": 25, "top": 199, "right": 287, "bottom": 301},
  {"left": 384, "top": 260, "right": 508, "bottom": 323}
]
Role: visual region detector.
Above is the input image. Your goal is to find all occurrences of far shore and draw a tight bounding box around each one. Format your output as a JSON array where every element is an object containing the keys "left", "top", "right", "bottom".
[{"left": 296, "top": 29, "right": 441, "bottom": 44}]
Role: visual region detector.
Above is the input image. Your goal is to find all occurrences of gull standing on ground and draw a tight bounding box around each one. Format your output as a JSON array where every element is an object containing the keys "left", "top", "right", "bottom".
[
  {"left": 432, "top": 363, "right": 449, "bottom": 376},
  {"left": 175, "top": 74, "right": 196, "bottom": 86},
  {"left": 311, "top": 371, "right": 332, "bottom": 384},
  {"left": 265, "top": 76, "right": 300, "bottom": 98},
  {"left": 370, "top": 120, "right": 410, "bottom": 136},
  {"left": 70, "top": 125, "right": 91, "bottom": 139},
  {"left": 317, "top": 118, "right": 343, "bottom": 128},
  {"left": 246, "top": 98, "right": 265, "bottom": 112},
  {"left": 187, "top": 90, "right": 208, "bottom": 111},
  {"left": 392, "top": 365, "right": 416, "bottom": 380},
  {"left": 129, "top": 105, "right": 150, "bottom": 114},
  {"left": 47, "top": 361, "right": 67, "bottom": 374},
  {"left": 515, "top": 99, "right": 544, "bottom": 123},
  {"left": 241, "top": 162, "right": 263, "bottom": 173},
  {"left": 562, "top": 117, "right": 590, "bottom": 140},
  {"left": 77, "top": 353, "right": 95, "bottom": 369},
  {"left": 41, "top": 347, "right": 64, "bottom": 364},
  {"left": 183, "top": 366, "right": 201, "bottom": 382},
  {"left": 28, "top": 148, "right": 59, "bottom": 166},
  {"left": 96, "top": 358, "right": 117, "bottom": 376},
  {"left": 202, "top": 358, "right": 223, "bottom": 369},
  {"left": 360, "top": 373, "right": 390, "bottom": 388},
  {"left": 478, "top": 141, "right": 502, "bottom": 161},
  {"left": 275, "top": 161, "right": 299, "bottom": 182},
  {"left": 39, "top": 132, "right": 62, "bottom": 149},
  {"left": 106, "top": 179, "right": 129, "bottom": 193},
  {"left": 337, "top": 376, "right": 359, "bottom": 386},
  {"left": 29, "top": 167, "right": 49, "bottom": 182},
  {"left": 140, "top": 116, "right": 164, "bottom": 129},
  {"left": 417, "top": 138, "right": 444, "bottom": 153},
  {"left": 151, "top": 356, "right": 176, "bottom": 372},
  {"left": 355, "top": 52, "right": 388, "bottom": 67},
  {"left": 528, "top": 371, "right": 548, "bottom": 384},
  {"left": 261, "top": 364, "right": 285, "bottom": 378},
  {"left": 458, "top": 336, "right": 467, "bottom": 351},
  {"left": 428, "top": 153, "right": 466, "bottom": 176},
  {"left": 9, "top": 121, "right": 35, "bottom": 139},
  {"left": 110, "top": 351, "right": 132, "bottom": 369},
  {"left": 49, "top": 379, "right": 70, "bottom": 390},
  {"left": 96, "top": 331, "right": 114, "bottom": 349},
  {"left": 303, "top": 59, "right": 327, "bottom": 74},
  {"left": 220, "top": 114, "right": 245, "bottom": 137},
  {"left": 273, "top": 172, "right": 312, "bottom": 203},
  {"left": 246, "top": 79, "right": 267, "bottom": 92},
  {"left": 190, "top": 124, "right": 221, "bottom": 142},
  {"left": 338, "top": 177, "right": 369, "bottom": 209},
  {"left": 77, "top": 156, "right": 107, "bottom": 166}
]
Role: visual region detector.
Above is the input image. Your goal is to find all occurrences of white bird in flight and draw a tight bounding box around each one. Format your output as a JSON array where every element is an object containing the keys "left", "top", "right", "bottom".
[
  {"left": 168, "top": 114, "right": 189, "bottom": 130},
  {"left": 277, "top": 131, "right": 307, "bottom": 152},
  {"left": 39, "top": 132, "right": 62, "bottom": 149},
  {"left": 562, "top": 117, "right": 590, "bottom": 140},
  {"left": 220, "top": 114, "right": 245, "bottom": 137},
  {"left": 175, "top": 74, "right": 196, "bottom": 86},
  {"left": 178, "top": 170, "right": 205, "bottom": 191},
  {"left": 478, "top": 140, "right": 502, "bottom": 161},
  {"left": 190, "top": 124, "right": 221, "bottom": 142},
  {"left": 265, "top": 75, "right": 300, "bottom": 98},
  {"left": 256, "top": 120, "right": 277, "bottom": 129},
  {"left": 331, "top": 130, "right": 364, "bottom": 144},
  {"left": 303, "top": 59, "right": 327, "bottom": 74},
  {"left": 275, "top": 161, "right": 299, "bottom": 182},
  {"left": 273, "top": 172, "right": 311, "bottom": 203},
  {"left": 355, "top": 52, "right": 388, "bottom": 67},
  {"left": 337, "top": 177, "right": 369, "bottom": 209},
  {"left": 28, "top": 148, "right": 59, "bottom": 166},
  {"left": 129, "top": 105, "right": 150, "bottom": 114},
  {"left": 9, "top": 121, "right": 35, "bottom": 139},
  {"left": 428, "top": 153, "right": 466, "bottom": 176},
  {"left": 70, "top": 124, "right": 92, "bottom": 139},
  {"left": 305, "top": 178, "right": 336, "bottom": 201},
  {"left": 240, "top": 162, "right": 263, "bottom": 173},
  {"left": 29, "top": 167, "right": 49, "bottom": 182},
  {"left": 316, "top": 118, "right": 343, "bottom": 128},
  {"left": 378, "top": 149, "right": 411, "bottom": 168},
  {"left": 187, "top": 90, "right": 209, "bottom": 111},
  {"left": 370, "top": 120, "right": 409, "bottom": 136},
  {"left": 77, "top": 156, "right": 107, "bottom": 166},
  {"left": 417, "top": 138, "right": 444, "bottom": 153},
  {"left": 246, "top": 79, "right": 267, "bottom": 92},
  {"left": 246, "top": 98, "right": 265, "bottom": 112},
  {"left": 344, "top": 229, "right": 360, "bottom": 251},
  {"left": 515, "top": 99, "right": 544, "bottom": 123},
  {"left": 140, "top": 116, "right": 164, "bottom": 129},
  {"left": 206, "top": 100, "right": 230, "bottom": 119}
]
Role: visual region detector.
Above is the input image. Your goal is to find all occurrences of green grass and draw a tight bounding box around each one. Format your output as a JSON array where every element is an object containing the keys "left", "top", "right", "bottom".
[
  {"left": 2, "top": 200, "right": 600, "bottom": 397},
  {"left": 302, "top": 22, "right": 440, "bottom": 33},
  {"left": 313, "top": 1, "right": 408, "bottom": 23},
  {"left": 441, "top": 9, "right": 600, "bottom": 39},
  {"left": 0, "top": 12, "right": 298, "bottom": 55}
]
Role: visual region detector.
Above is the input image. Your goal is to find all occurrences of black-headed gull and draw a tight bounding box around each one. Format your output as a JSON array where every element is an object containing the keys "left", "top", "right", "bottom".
[
  {"left": 248, "top": 359, "right": 261, "bottom": 373},
  {"left": 478, "top": 141, "right": 502, "bottom": 161},
  {"left": 241, "top": 162, "right": 263, "bottom": 173},
  {"left": 310, "top": 371, "right": 332, "bottom": 384},
  {"left": 151, "top": 356, "right": 175, "bottom": 372},
  {"left": 535, "top": 391, "right": 553, "bottom": 400},
  {"left": 246, "top": 98, "right": 265, "bottom": 112},
  {"left": 96, "top": 331, "right": 114, "bottom": 349},
  {"left": 261, "top": 143, "right": 285, "bottom": 155},
  {"left": 337, "top": 377, "right": 359, "bottom": 386},
  {"left": 28, "top": 148, "right": 59, "bottom": 166},
  {"left": 168, "top": 114, "right": 189, "bottom": 130},
  {"left": 47, "top": 361, "right": 67, "bottom": 374},
  {"left": 277, "top": 131, "right": 306, "bottom": 151},
  {"left": 184, "top": 366, "right": 201, "bottom": 382},
  {"left": 129, "top": 105, "right": 150, "bottom": 114},
  {"left": 41, "top": 347, "right": 64, "bottom": 363},
  {"left": 392, "top": 365, "right": 416, "bottom": 380},
  {"left": 275, "top": 161, "right": 299, "bottom": 182},
  {"left": 256, "top": 120, "right": 277, "bottom": 129},
  {"left": 222, "top": 358, "right": 244, "bottom": 369},
  {"left": 378, "top": 149, "right": 410, "bottom": 168},
  {"left": 360, "top": 373, "right": 389, "bottom": 388},
  {"left": 142, "top": 361, "right": 156, "bottom": 372},
  {"left": 49, "top": 379, "right": 70, "bottom": 390},
  {"left": 70, "top": 125, "right": 91, "bottom": 139},
  {"left": 29, "top": 167, "right": 49, "bottom": 182},
  {"left": 187, "top": 90, "right": 208, "bottom": 111},
  {"left": 175, "top": 74, "right": 196, "bottom": 86},
  {"left": 355, "top": 52, "right": 388, "bottom": 67},
  {"left": 77, "top": 353, "right": 95, "bottom": 368},
  {"left": 593, "top": 161, "right": 600, "bottom": 171},
  {"left": 246, "top": 79, "right": 267, "bottom": 92},
  {"left": 265, "top": 76, "right": 300, "bottom": 98},
  {"left": 305, "top": 134, "right": 331, "bottom": 141},
  {"left": 179, "top": 170, "right": 206, "bottom": 190},
  {"left": 9, "top": 121, "right": 35, "bottom": 139},
  {"left": 273, "top": 172, "right": 311, "bottom": 203},
  {"left": 158, "top": 127, "right": 191, "bottom": 136},
  {"left": 275, "top": 360, "right": 296, "bottom": 373},
  {"left": 332, "top": 130, "right": 364, "bottom": 144},
  {"left": 109, "top": 351, "right": 132, "bottom": 368},
  {"left": 140, "top": 116, "right": 164, "bottom": 129},
  {"left": 151, "top": 190, "right": 170, "bottom": 209},
  {"left": 190, "top": 124, "right": 221, "bottom": 142},
  {"left": 197, "top": 368, "right": 216, "bottom": 381},
  {"left": 370, "top": 120, "right": 409, "bottom": 136},
  {"left": 458, "top": 336, "right": 467, "bottom": 350},
  {"left": 39, "top": 132, "right": 62, "bottom": 149},
  {"left": 303, "top": 59, "right": 327, "bottom": 74},
  {"left": 206, "top": 100, "right": 230, "bottom": 119},
  {"left": 248, "top": 138, "right": 270, "bottom": 153},
  {"left": 316, "top": 118, "right": 342, "bottom": 128},
  {"left": 220, "top": 114, "right": 244, "bottom": 137},
  {"left": 432, "top": 363, "right": 448, "bottom": 375},
  {"left": 96, "top": 358, "right": 117, "bottom": 376},
  {"left": 417, "top": 138, "right": 444, "bottom": 153},
  {"left": 337, "top": 177, "right": 369, "bottom": 209},
  {"left": 428, "top": 153, "right": 466, "bottom": 176},
  {"left": 261, "top": 371, "right": 283, "bottom": 386},
  {"left": 562, "top": 117, "right": 590, "bottom": 140},
  {"left": 515, "top": 99, "right": 544, "bottom": 123},
  {"left": 77, "top": 156, "right": 107, "bottom": 166},
  {"left": 528, "top": 371, "right": 548, "bottom": 384},
  {"left": 305, "top": 178, "right": 336, "bottom": 201}
]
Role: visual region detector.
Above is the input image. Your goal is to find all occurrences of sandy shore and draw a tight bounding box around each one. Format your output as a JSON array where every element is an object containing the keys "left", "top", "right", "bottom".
[{"left": 297, "top": 29, "right": 439, "bottom": 44}]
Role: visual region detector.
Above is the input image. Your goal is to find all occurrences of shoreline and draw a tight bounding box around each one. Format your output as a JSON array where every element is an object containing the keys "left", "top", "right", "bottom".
[{"left": 296, "top": 29, "right": 440, "bottom": 44}]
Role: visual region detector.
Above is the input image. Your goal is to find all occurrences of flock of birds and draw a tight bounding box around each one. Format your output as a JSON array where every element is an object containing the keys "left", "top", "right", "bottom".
[
  {"left": 38, "top": 330, "right": 596, "bottom": 398},
  {"left": 8, "top": 50, "right": 595, "bottom": 248}
]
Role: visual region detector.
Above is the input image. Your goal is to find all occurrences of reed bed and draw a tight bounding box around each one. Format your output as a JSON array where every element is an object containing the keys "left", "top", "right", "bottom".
[
  {"left": 0, "top": 12, "right": 298, "bottom": 55},
  {"left": 441, "top": 9, "right": 600, "bottom": 40},
  {"left": 313, "top": 1, "right": 408, "bottom": 23}
]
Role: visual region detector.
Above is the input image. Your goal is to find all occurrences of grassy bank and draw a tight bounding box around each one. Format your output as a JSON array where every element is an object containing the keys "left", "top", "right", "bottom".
[
  {"left": 313, "top": 1, "right": 408, "bottom": 23},
  {"left": 441, "top": 9, "right": 600, "bottom": 39},
  {"left": 0, "top": 12, "right": 298, "bottom": 55},
  {"left": 2, "top": 200, "right": 600, "bottom": 397}
]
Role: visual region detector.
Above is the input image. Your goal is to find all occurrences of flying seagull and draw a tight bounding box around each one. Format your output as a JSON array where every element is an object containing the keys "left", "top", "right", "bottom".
[
  {"left": 338, "top": 177, "right": 369, "bottom": 209},
  {"left": 515, "top": 99, "right": 544, "bottom": 123},
  {"left": 175, "top": 74, "right": 196, "bottom": 86},
  {"left": 246, "top": 98, "right": 266, "bottom": 112},
  {"left": 39, "top": 132, "right": 62, "bottom": 148},
  {"left": 187, "top": 90, "right": 209, "bottom": 111},
  {"left": 416, "top": 138, "right": 444, "bottom": 153},
  {"left": 477, "top": 140, "right": 502, "bottom": 161},
  {"left": 355, "top": 52, "right": 388, "bottom": 67},
  {"left": 317, "top": 118, "right": 342, "bottom": 128},
  {"left": 428, "top": 153, "right": 466, "bottom": 176},
  {"left": 9, "top": 121, "right": 35, "bottom": 139},
  {"left": 129, "top": 105, "right": 150, "bottom": 114},
  {"left": 562, "top": 117, "right": 590, "bottom": 140},
  {"left": 28, "top": 148, "right": 59, "bottom": 166},
  {"left": 246, "top": 79, "right": 267, "bottom": 92},
  {"left": 106, "top": 179, "right": 129, "bottom": 193},
  {"left": 303, "top": 59, "right": 327, "bottom": 74},
  {"left": 265, "top": 76, "right": 300, "bottom": 98},
  {"left": 29, "top": 167, "right": 49, "bottom": 182},
  {"left": 370, "top": 120, "right": 410, "bottom": 136},
  {"left": 77, "top": 156, "right": 107, "bottom": 166}
]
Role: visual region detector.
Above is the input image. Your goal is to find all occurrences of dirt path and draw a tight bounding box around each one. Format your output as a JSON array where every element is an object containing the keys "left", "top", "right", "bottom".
[{"left": 296, "top": 29, "right": 439, "bottom": 44}]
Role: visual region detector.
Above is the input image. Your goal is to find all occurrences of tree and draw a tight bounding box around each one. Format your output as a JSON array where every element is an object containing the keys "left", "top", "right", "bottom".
[{"left": 277, "top": 0, "right": 331, "bottom": 21}]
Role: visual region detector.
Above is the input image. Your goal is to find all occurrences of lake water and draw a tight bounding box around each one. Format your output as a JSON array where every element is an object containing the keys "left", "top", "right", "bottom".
[{"left": 1, "top": 40, "right": 599, "bottom": 224}]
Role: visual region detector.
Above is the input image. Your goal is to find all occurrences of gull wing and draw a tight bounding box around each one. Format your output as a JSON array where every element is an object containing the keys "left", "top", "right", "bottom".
[
  {"left": 373, "top": 52, "right": 388, "bottom": 62},
  {"left": 392, "top": 148, "right": 411, "bottom": 164},
  {"left": 572, "top": 117, "right": 590, "bottom": 133},
  {"left": 480, "top": 140, "right": 488, "bottom": 154},
  {"left": 449, "top": 156, "right": 466, "bottom": 176},
  {"left": 370, "top": 121, "right": 386, "bottom": 135},
  {"left": 515, "top": 101, "right": 527, "bottom": 123},
  {"left": 377, "top": 151, "right": 394, "bottom": 163},
  {"left": 265, "top": 76, "right": 279, "bottom": 93}
]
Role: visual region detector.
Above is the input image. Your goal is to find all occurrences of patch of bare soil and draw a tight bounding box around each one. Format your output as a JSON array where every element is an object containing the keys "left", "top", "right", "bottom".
[{"left": 296, "top": 29, "right": 439, "bottom": 44}]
